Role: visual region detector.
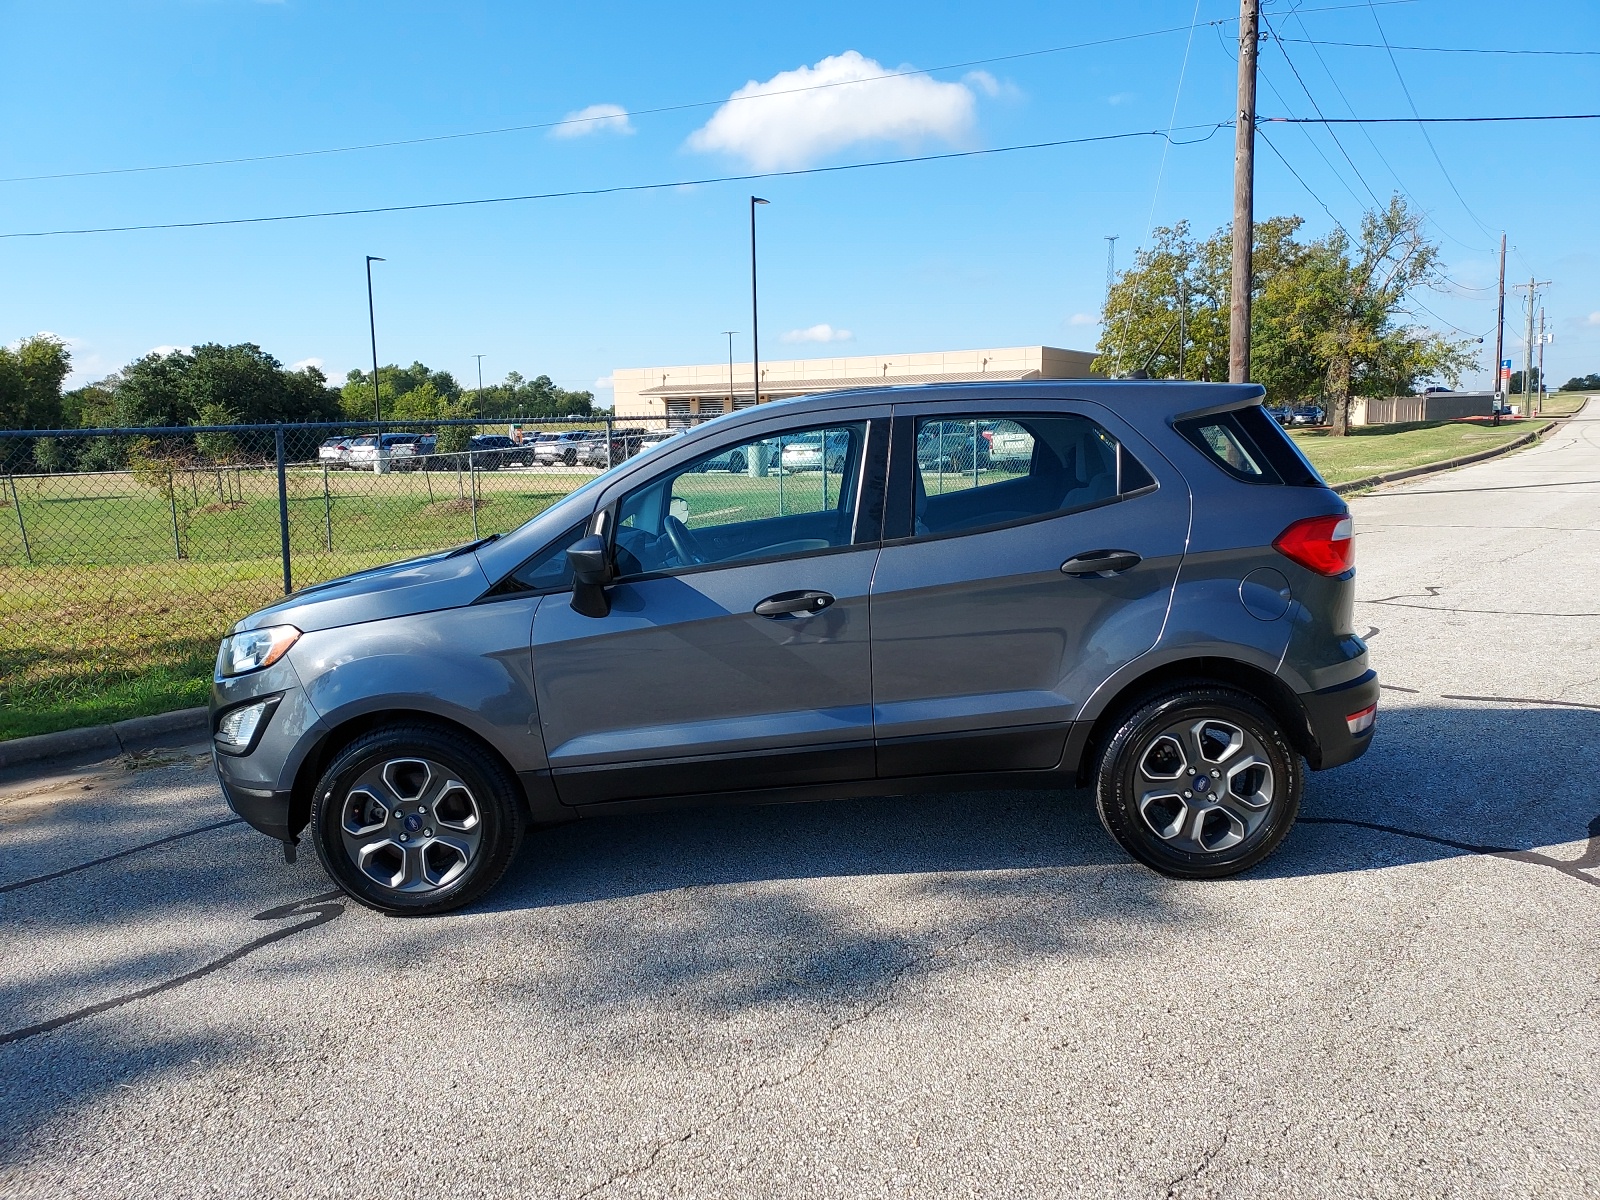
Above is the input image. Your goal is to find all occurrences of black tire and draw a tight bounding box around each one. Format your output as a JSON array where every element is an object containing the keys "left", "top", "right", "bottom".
[
  {"left": 1094, "top": 686, "right": 1301, "bottom": 879},
  {"left": 310, "top": 723, "right": 527, "bottom": 915},
  {"left": 728, "top": 450, "right": 747, "bottom": 474},
  {"left": 563, "top": 449, "right": 577, "bottom": 467}
]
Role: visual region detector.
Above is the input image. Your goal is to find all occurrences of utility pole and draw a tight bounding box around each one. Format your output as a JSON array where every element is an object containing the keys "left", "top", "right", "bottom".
[
  {"left": 721, "top": 331, "right": 739, "bottom": 411},
  {"left": 1491, "top": 234, "right": 1506, "bottom": 425},
  {"left": 1536, "top": 307, "right": 1549, "bottom": 416},
  {"left": 1228, "top": 0, "right": 1259, "bottom": 384},
  {"left": 750, "top": 197, "right": 770, "bottom": 408},
  {"left": 1513, "top": 276, "right": 1552, "bottom": 415},
  {"left": 1177, "top": 276, "right": 1189, "bottom": 381},
  {"left": 1104, "top": 235, "right": 1119, "bottom": 310}
]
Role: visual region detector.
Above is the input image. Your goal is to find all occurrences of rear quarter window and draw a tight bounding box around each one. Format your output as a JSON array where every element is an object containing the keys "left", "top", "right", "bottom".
[{"left": 1174, "top": 406, "right": 1323, "bottom": 487}]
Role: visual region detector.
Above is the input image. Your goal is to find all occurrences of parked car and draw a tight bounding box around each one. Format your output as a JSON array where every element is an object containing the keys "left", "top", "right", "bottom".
[
  {"left": 317, "top": 437, "right": 353, "bottom": 467},
  {"left": 1267, "top": 405, "right": 1325, "bottom": 428},
  {"left": 917, "top": 419, "right": 992, "bottom": 472},
  {"left": 533, "top": 430, "right": 603, "bottom": 467},
  {"left": 580, "top": 430, "right": 650, "bottom": 469},
  {"left": 466, "top": 434, "right": 534, "bottom": 469},
  {"left": 344, "top": 433, "right": 435, "bottom": 470},
  {"left": 634, "top": 429, "right": 684, "bottom": 458},
  {"left": 212, "top": 381, "right": 1377, "bottom": 914},
  {"left": 778, "top": 429, "right": 852, "bottom": 473}
]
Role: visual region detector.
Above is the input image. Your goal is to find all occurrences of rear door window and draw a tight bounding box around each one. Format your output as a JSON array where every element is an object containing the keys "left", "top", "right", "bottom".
[{"left": 899, "top": 413, "right": 1153, "bottom": 539}]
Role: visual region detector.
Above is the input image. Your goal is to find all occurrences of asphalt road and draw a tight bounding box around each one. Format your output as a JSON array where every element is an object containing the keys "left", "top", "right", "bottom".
[{"left": 3, "top": 408, "right": 1597, "bottom": 1199}]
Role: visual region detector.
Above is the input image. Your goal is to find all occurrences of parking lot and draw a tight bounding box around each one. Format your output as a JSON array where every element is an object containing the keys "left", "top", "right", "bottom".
[{"left": 1, "top": 408, "right": 1596, "bottom": 1198}]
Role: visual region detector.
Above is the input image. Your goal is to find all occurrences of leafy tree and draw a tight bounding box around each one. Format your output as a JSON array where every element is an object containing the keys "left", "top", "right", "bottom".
[
  {"left": 1560, "top": 373, "right": 1600, "bottom": 391},
  {"left": 113, "top": 344, "right": 339, "bottom": 428},
  {"left": 0, "top": 334, "right": 71, "bottom": 430},
  {"left": 1097, "top": 196, "right": 1472, "bottom": 434},
  {"left": 340, "top": 362, "right": 462, "bottom": 421},
  {"left": 1508, "top": 368, "right": 1541, "bottom": 395},
  {"left": 475, "top": 371, "right": 597, "bottom": 419}
]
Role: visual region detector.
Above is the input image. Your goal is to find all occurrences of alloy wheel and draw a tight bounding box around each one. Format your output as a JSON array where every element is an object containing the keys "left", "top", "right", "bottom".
[
  {"left": 336, "top": 756, "right": 483, "bottom": 894},
  {"left": 1133, "top": 717, "right": 1276, "bottom": 855}
]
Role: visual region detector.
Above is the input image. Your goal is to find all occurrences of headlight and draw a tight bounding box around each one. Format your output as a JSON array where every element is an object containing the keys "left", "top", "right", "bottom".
[
  {"left": 217, "top": 625, "right": 300, "bottom": 677},
  {"left": 214, "top": 699, "right": 273, "bottom": 754}
]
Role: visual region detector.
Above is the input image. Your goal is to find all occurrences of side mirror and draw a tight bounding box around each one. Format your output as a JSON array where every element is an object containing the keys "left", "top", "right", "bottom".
[{"left": 566, "top": 535, "right": 614, "bottom": 618}]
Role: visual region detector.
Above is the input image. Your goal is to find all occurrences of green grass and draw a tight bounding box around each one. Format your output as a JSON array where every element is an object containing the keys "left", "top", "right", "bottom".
[
  {"left": 1537, "top": 392, "right": 1595, "bottom": 418},
  {"left": 1290, "top": 418, "right": 1549, "bottom": 486},
  {"left": 0, "top": 463, "right": 595, "bottom": 741}
]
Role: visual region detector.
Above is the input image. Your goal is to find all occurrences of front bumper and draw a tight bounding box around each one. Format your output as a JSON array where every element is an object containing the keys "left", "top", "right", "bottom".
[
  {"left": 211, "top": 660, "right": 327, "bottom": 847},
  {"left": 1299, "top": 669, "right": 1379, "bottom": 770}
]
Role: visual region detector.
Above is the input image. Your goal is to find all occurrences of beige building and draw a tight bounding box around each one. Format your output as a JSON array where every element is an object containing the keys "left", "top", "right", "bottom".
[{"left": 612, "top": 345, "right": 1099, "bottom": 423}]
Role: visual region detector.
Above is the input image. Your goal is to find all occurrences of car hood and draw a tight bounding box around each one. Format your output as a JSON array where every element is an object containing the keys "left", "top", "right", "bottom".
[{"left": 231, "top": 545, "right": 491, "bottom": 635}]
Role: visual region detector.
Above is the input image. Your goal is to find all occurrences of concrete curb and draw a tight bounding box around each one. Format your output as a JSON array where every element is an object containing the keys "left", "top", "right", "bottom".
[
  {"left": 0, "top": 706, "right": 208, "bottom": 771},
  {"left": 1332, "top": 420, "right": 1558, "bottom": 496}
]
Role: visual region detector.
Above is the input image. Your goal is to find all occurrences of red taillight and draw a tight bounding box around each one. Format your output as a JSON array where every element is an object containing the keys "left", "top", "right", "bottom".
[
  {"left": 1346, "top": 703, "right": 1377, "bottom": 735},
  {"left": 1273, "top": 513, "right": 1354, "bottom": 576}
]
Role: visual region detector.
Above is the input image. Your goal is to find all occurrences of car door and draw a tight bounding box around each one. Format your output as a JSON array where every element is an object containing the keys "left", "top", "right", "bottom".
[
  {"left": 530, "top": 410, "right": 889, "bottom": 805},
  {"left": 869, "top": 401, "right": 1191, "bottom": 777}
]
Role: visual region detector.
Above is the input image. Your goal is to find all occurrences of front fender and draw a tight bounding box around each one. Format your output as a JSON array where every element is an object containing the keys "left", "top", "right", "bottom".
[{"left": 288, "top": 597, "right": 547, "bottom": 773}]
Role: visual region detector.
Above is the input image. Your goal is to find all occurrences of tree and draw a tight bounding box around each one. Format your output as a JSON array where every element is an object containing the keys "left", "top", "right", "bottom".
[
  {"left": 1096, "top": 198, "right": 1473, "bottom": 432},
  {"left": 0, "top": 334, "right": 71, "bottom": 430},
  {"left": 477, "top": 371, "right": 597, "bottom": 419},
  {"left": 340, "top": 362, "right": 462, "bottom": 421},
  {"left": 1560, "top": 373, "right": 1600, "bottom": 392},
  {"left": 1281, "top": 197, "right": 1473, "bottom": 434},
  {"left": 1508, "top": 368, "right": 1538, "bottom": 395}
]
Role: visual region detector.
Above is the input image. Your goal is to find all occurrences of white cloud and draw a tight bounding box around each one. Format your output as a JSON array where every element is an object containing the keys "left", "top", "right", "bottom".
[
  {"left": 291, "top": 356, "right": 325, "bottom": 372},
  {"left": 1067, "top": 313, "right": 1098, "bottom": 327},
  {"left": 1586, "top": 312, "right": 1600, "bottom": 326},
  {"left": 687, "top": 50, "right": 978, "bottom": 170},
  {"left": 964, "top": 70, "right": 1000, "bottom": 97},
  {"left": 1108, "top": 92, "right": 1137, "bottom": 106},
  {"left": 781, "top": 324, "right": 854, "bottom": 344},
  {"left": 147, "top": 345, "right": 185, "bottom": 357},
  {"left": 551, "top": 103, "right": 634, "bottom": 139}
]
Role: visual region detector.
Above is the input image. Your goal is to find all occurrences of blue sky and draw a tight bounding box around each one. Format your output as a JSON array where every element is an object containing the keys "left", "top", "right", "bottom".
[{"left": 3, "top": 0, "right": 1597, "bottom": 403}]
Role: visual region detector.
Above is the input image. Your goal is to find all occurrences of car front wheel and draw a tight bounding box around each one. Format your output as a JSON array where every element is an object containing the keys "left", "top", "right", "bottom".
[
  {"left": 310, "top": 724, "right": 527, "bottom": 915},
  {"left": 1093, "top": 686, "right": 1301, "bottom": 879}
]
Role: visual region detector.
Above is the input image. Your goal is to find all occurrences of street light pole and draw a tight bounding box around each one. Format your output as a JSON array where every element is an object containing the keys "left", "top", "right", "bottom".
[
  {"left": 366, "top": 255, "right": 386, "bottom": 473},
  {"left": 473, "top": 354, "right": 486, "bottom": 417},
  {"left": 750, "top": 197, "right": 769, "bottom": 408},
  {"left": 722, "top": 331, "right": 739, "bottom": 412}
]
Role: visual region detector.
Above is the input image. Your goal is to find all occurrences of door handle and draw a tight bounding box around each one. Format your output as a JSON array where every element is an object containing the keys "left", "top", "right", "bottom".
[
  {"left": 1061, "top": 549, "right": 1142, "bottom": 577},
  {"left": 754, "top": 590, "right": 835, "bottom": 618}
]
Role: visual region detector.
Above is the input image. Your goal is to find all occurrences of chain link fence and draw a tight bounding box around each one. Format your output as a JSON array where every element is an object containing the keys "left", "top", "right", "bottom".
[{"left": 0, "top": 414, "right": 707, "bottom": 739}]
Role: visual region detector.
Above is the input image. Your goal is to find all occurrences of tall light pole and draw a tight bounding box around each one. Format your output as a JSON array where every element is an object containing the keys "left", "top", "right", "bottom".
[
  {"left": 750, "top": 196, "right": 769, "bottom": 408},
  {"left": 1228, "top": 0, "right": 1259, "bottom": 383},
  {"left": 473, "top": 354, "right": 486, "bottom": 416},
  {"left": 1104, "top": 235, "right": 1119, "bottom": 310},
  {"left": 365, "top": 255, "right": 385, "bottom": 472},
  {"left": 722, "top": 330, "right": 739, "bottom": 412}
]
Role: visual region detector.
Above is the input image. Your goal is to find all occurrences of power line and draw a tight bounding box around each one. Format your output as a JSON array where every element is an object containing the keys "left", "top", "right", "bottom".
[
  {"left": 1256, "top": 125, "right": 1351, "bottom": 235},
  {"left": 1275, "top": 37, "right": 1600, "bottom": 56},
  {"left": 1362, "top": 0, "right": 1498, "bottom": 243},
  {"left": 1283, "top": 5, "right": 1491, "bottom": 255},
  {"left": 0, "top": 123, "right": 1233, "bottom": 241},
  {"left": 0, "top": 0, "right": 1423, "bottom": 187},
  {"left": 1261, "top": 12, "right": 1383, "bottom": 206},
  {"left": 1267, "top": 112, "right": 1600, "bottom": 124}
]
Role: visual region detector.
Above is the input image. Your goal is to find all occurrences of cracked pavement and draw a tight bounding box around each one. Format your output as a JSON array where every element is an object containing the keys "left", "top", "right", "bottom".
[{"left": 2, "top": 405, "right": 1597, "bottom": 1198}]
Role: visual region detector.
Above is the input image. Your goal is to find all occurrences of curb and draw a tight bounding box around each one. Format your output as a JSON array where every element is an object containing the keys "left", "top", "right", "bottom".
[
  {"left": 0, "top": 706, "right": 209, "bottom": 771},
  {"left": 1332, "top": 420, "right": 1557, "bottom": 496}
]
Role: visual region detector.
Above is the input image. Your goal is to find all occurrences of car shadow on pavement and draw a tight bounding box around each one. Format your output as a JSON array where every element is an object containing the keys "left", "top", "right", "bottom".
[{"left": 488, "top": 701, "right": 1600, "bottom": 914}]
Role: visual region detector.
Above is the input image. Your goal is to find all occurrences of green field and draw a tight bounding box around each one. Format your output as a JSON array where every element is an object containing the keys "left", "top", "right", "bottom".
[
  {"left": 1536, "top": 392, "right": 1595, "bottom": 418},
  {"left": 0, "top": 463, "right": 595, "bottom": 740},
  {"left": 0, "top": 418, "right": 1554, "bottom": 741},
  {"left": 1290, "top": 418, "right": 1548, "bottom": 486}
]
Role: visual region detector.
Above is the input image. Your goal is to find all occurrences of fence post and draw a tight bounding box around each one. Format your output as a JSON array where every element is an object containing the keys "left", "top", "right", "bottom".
[
  {"left": 7, "top": 474, "right": 31, "bottom": 565},
  {"left": 468, "top": 450, "right": 479, "bottom": 540},
  {"left": 276, "top": 426, "right": 292, "bottom": 594},
  {"left": 167, "top": 469, "right": 184, "bottom": 560},
  {"left": 322, "top": 463, "right": 333, "bottom": 552},
  {"left": 606, "top": 414, "right": 615, "bottom": 469}
]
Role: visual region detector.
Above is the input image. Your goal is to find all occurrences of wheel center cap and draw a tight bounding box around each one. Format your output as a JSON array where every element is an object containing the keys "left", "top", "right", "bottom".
[
  {"left": 1193, "top": 776, "right": 1212, "bottom": 793},
  {"left": 403, "top": 813, "right": 423, "bottom": 833}
]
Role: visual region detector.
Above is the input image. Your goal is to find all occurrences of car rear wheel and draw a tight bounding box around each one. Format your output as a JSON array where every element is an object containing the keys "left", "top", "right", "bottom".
[
  {"left": 1093, "top": 686, "right": 1301, "bottom": 879},
  {"left": 310, "top": 724, "right": 526, "bottom": 915}
]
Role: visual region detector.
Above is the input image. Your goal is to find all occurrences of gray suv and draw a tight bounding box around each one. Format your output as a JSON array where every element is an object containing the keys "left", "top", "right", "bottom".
[{"left": 211, "top": 383, "right": 1377, "bottom": 914}]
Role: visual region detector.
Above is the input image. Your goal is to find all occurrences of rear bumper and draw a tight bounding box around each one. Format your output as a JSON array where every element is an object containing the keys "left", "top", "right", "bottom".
[{"left": 1300, "top": 669, "right": 1379, "bottom": 770}]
